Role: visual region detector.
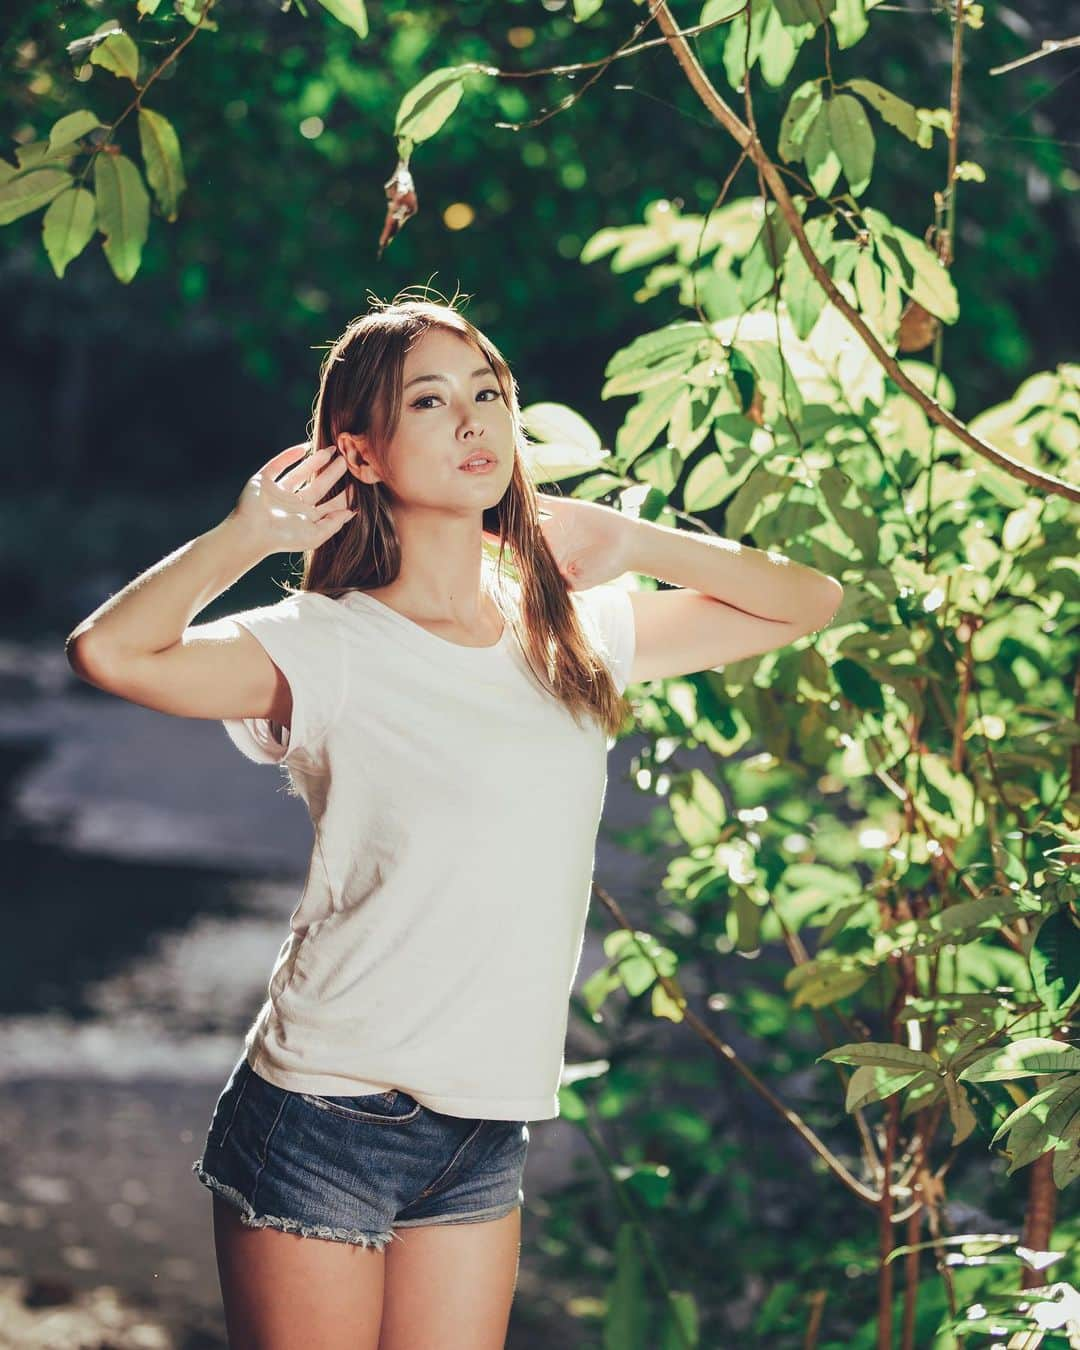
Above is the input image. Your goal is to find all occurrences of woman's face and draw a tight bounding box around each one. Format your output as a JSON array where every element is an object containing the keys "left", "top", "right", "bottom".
[{"left": 351, "top": 326, "right": 515, "bottom": 513}]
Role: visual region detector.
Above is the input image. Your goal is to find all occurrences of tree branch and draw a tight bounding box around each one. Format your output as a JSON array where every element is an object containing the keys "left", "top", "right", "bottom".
[
  {"left": 646, "top": 2, "right": 1080, "bottom": 504},
  {"left": 591, "top": 880, "right": 883, "bottom": 1206}
]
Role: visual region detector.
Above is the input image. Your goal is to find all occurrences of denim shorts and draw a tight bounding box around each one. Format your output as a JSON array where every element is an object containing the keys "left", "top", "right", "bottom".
[{"left": 191, "top": 1056, "right": 530, "bottom": 1253}]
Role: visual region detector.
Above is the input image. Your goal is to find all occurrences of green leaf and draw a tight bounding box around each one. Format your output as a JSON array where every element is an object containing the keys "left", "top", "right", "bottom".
[
  {"left": 782, "top": 221, "right": 832, "bottom": 338},
  {"left": 774, "top": 0, "right": 836, "bottom": 26},
  {"left": 94, "top": 152, "right": 150, "bottom": 283},
  {"left": 47, "top": 110, "right": 101, "bottom": 153},
  {"left": 822, "top": 1042, "right": 939, "bottom": 1074},
  {"left": 827, "top": 93, "right": 875, "bottom": 196},
  {"left": 959, "top": 1039, "right": 1080, "bottom": 1083},
  {"left": 954, "top": 159, "right": 986, "bottom": 182},
  {"left": 778, "top": 80, "right": 823, "bottom": 163},
  {"left": 89, "top": 29, "right": 140, "bottom": 83},
  {"left": 651, "top": 982, "right": 686, "bottom": 1023},
  {"left": 731, "top": 888, "right": 764, "bottom": 953},
  {"left": 15, "top": 141, "right": 76, "bottom": 171},
  {"left": 0, "top": 169, "right": 72, "bottom": 226},
  {"left": 832, "top": 0, "right": 868, "bottom": 47},
  {"left": 66, "top": 25, "right": 124, "bottom": 64},
  {"left": 573, "top": 0, "right": 605, "bottom": 18},
  {"left": 990, "top": 1083, "right": 1065, "bottom": 1168},
  {"left": 875, "top": 894, "right": 1039, "bottom": 965},
  {"left": 557, "top": 1083, "right": 588, "bottom": 1121},
  {"left": 669, "top": 769, "right": 727, "bottom": 848},
  {"left": 138, "top": 107, "right": 186, "bottom": 221},
  {"left": 137, "top": 0, "right": 163, "bottom": 13},
  {"left": 758, "top": 8, "right": 801, "bottom": 87},
  {"left": 804, "top": 105, "right": 840, "bottom": 197},
  {"left": 395, "top": 65, "right": 482, "bottom": 158},
  {"left": 943, "top": 1074, "right": 978, "bottom": 1144},
  {"left": 845, "top": 1064, "right": 925, "bottom": 1113},
  {"left": 174, "top": 0, "right": 218, "bottom": 26},
  {"left": 1030, "top": 907, "right": 1080, "bottom": 1015},
  {"left": 833, "top": 656, "right": 884, "bottom": 711},
  {"left": 314, "top": 0, "right": 368, "bottom": 38},
  {"left": 659, "top": 1291, "right": 700, "bottom": 1349},
  {"left": 603, "top": 1223, "right": 649, "bottom": 1350},
  {"left": 786, "top": 960, "right": 870, "bottom": 1008},
  {"left": 846, "top": 80, "right": 920, "bottom": 142},
  {"left": 42, "top": 186, "right": 96, "bottom": 277},
  {"left": 915, "top": 106, "right": 952, "bottom": 149},
  {"left": 865, "top": 207, "right": 959, "bottom": 323},
  {"left": 605, "top": 322, "right": 702, "bottom": 385},
  {"left": 615, "top": 381, "right": 684, "bottom": 459}
]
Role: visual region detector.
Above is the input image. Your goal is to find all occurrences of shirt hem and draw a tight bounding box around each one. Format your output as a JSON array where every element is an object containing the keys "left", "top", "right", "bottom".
[{"left": 246, "top": 1050, "right": 557, "bottom": 1121}]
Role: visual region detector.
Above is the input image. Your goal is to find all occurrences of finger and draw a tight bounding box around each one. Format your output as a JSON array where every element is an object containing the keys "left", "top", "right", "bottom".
[
  {"left": 263, "top": 443, "right": 314, "bottom": 477},
  {"left": 277, "top": 444, "right": 335, "bottom": 490},
  {"left": 313, "top": 487, "right": 351, "bottom": 517},
  {"left": 306, "top": 454, "right": 350, "bottom": 499},
  {"left": 314, "top": 510, "right": 356, "bottom": 541}
]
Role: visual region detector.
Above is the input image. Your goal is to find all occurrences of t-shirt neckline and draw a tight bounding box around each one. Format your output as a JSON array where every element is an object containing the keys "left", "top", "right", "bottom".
[{"left": 340, "top": 588, "right": 515, "bottom": 660}]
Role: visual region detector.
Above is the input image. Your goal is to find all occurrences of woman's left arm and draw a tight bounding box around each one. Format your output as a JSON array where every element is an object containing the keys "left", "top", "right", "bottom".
[{"left": 534, "top": 495, "right": 844, "bottom": 685}]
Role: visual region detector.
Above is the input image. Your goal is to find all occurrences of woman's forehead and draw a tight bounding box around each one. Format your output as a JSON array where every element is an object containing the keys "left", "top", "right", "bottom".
[{"left": 402, "top": 328, "right": 488, "bottom": 377}]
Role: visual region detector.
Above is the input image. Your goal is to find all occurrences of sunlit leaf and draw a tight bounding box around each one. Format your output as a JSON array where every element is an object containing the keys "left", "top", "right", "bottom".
[
  {"left": 94, "top": 152, "right": 150, "bottom": 283},
  {"left": 315, "top": 0, "right": 368, "bottom": 38},
  {"left": 960, "top": 1039, "right": 1080, "bottom": 1083},
  {"left": 42, "top": 186, "right": 96, "bottom": 277},
  {"left": 827, "top": 93, "right": 875, "bottom": 196},
  {"left": 47, "top": 110, "right": 101, "bottom": 153},
  {"left": 0, "top": 168, "right": 72, "bottom": 225},
  {"left": 778, "top": 80, "right": 823, "bottom": 163},
  {"left": 804, "top": 105, "right": 840, "bottom": 197},
  {"left": 138, "top": 108, "right": 186, "bottom": 221},
  {"left": 89, "top": 28, "right": 140, "bottom": 83},
  {"left": 846, "top": 78, "right": 921, "bottom": 141}
]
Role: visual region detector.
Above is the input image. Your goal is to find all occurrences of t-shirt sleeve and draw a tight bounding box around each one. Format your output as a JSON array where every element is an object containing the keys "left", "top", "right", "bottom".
[
  {"left": 572, "top": 582, "right": 636, "bottom": 695},
  {"left": 219, "top": 593, "right": 346, "bottom": 768}
]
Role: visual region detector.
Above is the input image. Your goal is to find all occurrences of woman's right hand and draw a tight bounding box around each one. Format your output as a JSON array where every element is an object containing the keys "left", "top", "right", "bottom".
[{"left": 231, "top": 442, "right": 356, "bottom": 555}]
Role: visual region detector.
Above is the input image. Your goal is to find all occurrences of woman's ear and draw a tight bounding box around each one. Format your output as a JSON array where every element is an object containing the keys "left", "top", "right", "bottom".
[{"left": 338, "top": 432, "right": 383, "bottom": 485}]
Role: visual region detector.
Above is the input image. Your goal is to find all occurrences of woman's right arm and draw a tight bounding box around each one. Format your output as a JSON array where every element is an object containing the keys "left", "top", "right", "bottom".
[{"left": 66, "top": 442, "right": 354, "bottom": 726}]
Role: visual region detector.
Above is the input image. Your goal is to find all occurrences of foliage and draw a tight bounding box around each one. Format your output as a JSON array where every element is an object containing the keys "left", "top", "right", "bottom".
[{"left": 5, "top": 0, "right": 1079, "bottom": 1344}]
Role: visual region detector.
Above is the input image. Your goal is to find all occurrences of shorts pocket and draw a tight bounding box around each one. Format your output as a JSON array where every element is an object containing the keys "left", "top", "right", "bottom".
[
  {"left": 298, "top": 1088, "right": 423, "bottom": 1125},
  {"left": 206, "top": 1059, "right": 254, "bottom": 1151}
]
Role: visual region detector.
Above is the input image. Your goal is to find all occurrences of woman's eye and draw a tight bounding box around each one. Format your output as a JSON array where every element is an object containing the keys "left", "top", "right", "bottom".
[{"left": 412, "top": 389, "right": 501, "bottom": 409}]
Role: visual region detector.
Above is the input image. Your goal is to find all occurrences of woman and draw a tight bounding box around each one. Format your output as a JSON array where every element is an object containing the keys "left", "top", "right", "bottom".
[{"left": 66, "top": 292, "right": 842, "bottom": 1349}]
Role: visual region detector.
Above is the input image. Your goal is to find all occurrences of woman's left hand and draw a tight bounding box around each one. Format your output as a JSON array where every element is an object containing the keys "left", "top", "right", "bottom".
[{"left": 485, "top": 494, "right": 637, "bottom": 590}]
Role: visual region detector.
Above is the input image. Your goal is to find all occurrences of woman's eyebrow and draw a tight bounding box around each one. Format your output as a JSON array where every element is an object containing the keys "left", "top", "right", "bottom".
[{"left": 403, "top": 366, "right": 492, "bottom": 390}]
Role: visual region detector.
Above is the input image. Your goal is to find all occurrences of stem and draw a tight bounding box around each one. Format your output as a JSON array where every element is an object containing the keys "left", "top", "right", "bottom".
[
  {"left": 1020, "top": 1151, "right": 1058, "bottom": 1291},
  {"left": 900, "top": 1117, "right": 927, "bottom": 1350},
  {"left": 804, "top": 1289, "right": 828, "bottom": 1349},
  {"left": 592, "top": 881, "right": 882, "bottom": 1205},
  {"left": 878, "top": 1096, "right": 900, "bottom": 1350},
  {"left": 579, "top": 1112, "right": 696, "bottom": 1350}
]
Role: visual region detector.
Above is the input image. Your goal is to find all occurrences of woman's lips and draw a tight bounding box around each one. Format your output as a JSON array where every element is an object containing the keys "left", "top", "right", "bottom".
[{"left": 459, "top": 455, "right": 497, "bottom": 473}]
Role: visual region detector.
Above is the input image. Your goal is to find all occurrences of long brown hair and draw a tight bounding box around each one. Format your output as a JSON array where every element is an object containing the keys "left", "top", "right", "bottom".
[{"left": 285, "top": 288, "right": 632, "bottom": 739}]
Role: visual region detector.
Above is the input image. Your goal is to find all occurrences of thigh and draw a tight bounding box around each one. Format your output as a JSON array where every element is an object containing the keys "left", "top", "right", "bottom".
[
  {"left": 378, "top": 1207, "right": 522, "bottom": 1350},
  {"left": 213, "top": 1194, "right": 386, "bottom": 1350}
]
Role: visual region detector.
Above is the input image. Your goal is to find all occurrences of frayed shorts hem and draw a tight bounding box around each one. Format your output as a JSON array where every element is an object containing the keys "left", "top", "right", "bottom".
[
  {"left": 193, "top": 1162, "right": 398, "bottom": 1252},
  {"left": 194, "top": 1162, "right": 521, "bottom": 1247},
  {"left": 393, "top": 1199, "right": 522, "bottom": 1228}
]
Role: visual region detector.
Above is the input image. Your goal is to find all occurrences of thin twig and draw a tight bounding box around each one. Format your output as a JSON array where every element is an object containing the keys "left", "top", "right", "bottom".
[
  {"left": 591, "top": 881, "right": 882, "bottom": 1206},
  {"left": 989, "top": 35, "right": 1080, "bottom": 77}
]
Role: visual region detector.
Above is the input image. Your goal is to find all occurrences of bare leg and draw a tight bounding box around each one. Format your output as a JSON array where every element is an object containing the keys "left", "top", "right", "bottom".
[
  {"left": 212, "top": 1194, "right": 387, "bottom": 1350},
  {"left": 378, "top": 1208, "right": 522, "bottom": 1350}
]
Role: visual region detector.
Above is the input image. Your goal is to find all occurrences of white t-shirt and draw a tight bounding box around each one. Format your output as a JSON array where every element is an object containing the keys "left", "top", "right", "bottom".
[{"left": 221, "top": 567, "right": 636, "bottom": 1120}]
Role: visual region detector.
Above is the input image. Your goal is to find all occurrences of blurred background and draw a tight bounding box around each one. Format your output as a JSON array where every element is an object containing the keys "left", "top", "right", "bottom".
[{"left": 1, "top": 0, "right": 1077, "bottom": 1343}]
